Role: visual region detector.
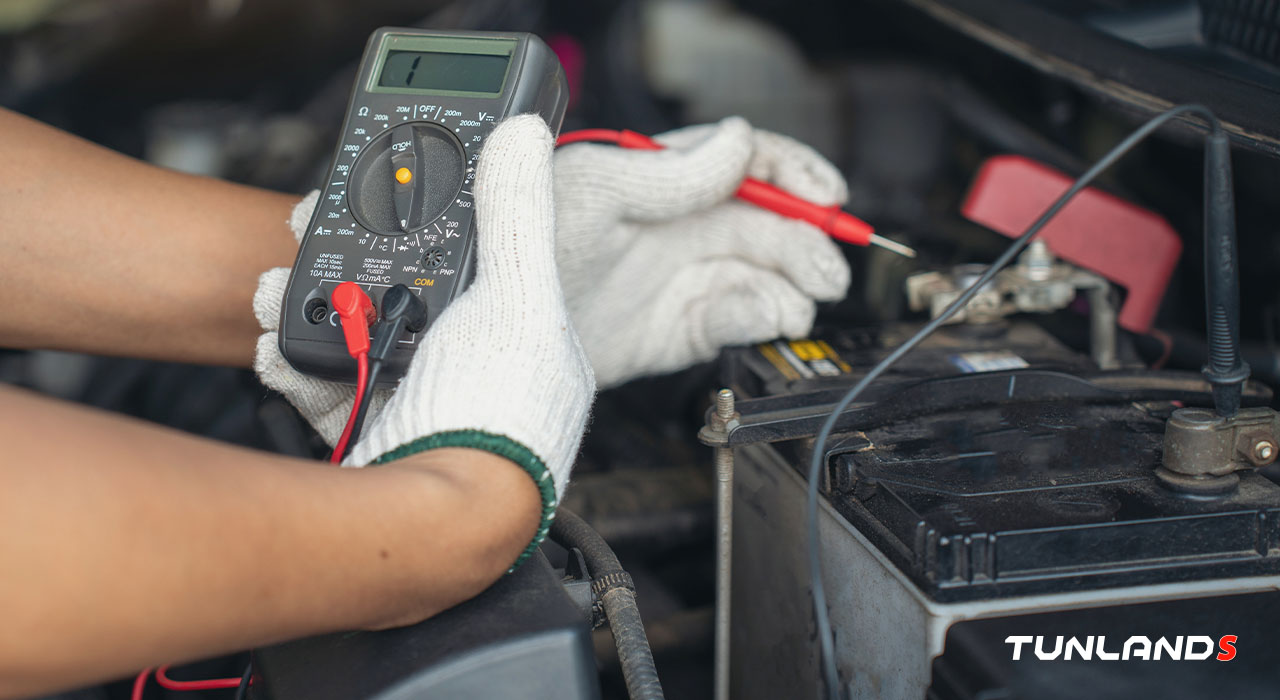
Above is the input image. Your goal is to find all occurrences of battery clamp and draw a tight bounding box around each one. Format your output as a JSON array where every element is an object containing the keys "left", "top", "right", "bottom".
[{"left": 279, "top": 28, "right": 568, "bottom": 383}]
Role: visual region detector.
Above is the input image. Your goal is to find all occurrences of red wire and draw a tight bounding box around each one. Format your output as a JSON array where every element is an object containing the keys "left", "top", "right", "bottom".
[
  {"left": 131, "top": 668, "right": 151, "bottom": 700},
  {"left": 556, "top": 128, "right": 662, "bottom": 149},
  {"left": 331, "top": 350, "right": 369, "bottom": 464},
  {"left": 555, "top": 128, "right": 626, "bottom": 147},
  {"left": 153, "top": 665, "right": 243, "bottom": 691}
]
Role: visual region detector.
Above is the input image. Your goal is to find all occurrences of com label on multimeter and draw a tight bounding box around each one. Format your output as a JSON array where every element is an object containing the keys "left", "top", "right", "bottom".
[{"left": 280, "top": 28, "right": 568, "bottom": 382}]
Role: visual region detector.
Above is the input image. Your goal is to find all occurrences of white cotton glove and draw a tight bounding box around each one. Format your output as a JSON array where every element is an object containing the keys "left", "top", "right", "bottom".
[
  {"left": 254, "top": 116, "right": 595, "bottom": 560},
  {"left": 553, "top": 116, "right": 852, "bottom": 387}
]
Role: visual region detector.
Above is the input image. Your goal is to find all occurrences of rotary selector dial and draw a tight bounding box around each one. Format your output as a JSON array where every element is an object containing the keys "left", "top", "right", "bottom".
[{"left": 348, "top": 121, "right": 466, "bottom": 234}]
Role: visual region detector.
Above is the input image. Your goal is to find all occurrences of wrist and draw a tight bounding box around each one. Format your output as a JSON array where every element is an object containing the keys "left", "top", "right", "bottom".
[
  {"left": 371, "top": 433, "right": 557, "bottom": 569},
  {"left": 356, "top": 447, "right": 542, "bottom": 629}
]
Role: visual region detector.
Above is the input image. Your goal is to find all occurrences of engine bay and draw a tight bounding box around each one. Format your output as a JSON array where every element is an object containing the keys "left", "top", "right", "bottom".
[{"left": 6, "top": 1, "right": 1280, "bottom": 699}]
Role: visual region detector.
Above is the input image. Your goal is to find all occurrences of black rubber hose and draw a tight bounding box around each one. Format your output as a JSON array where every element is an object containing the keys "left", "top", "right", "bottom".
[
  {"left": 600, "top": 588, "right": 664, "bottom": 700},
  {"left": 550, "top": 507, "right": 624, "bottom": 576},
  {"left": 549, "top": 508, "right": 665, "bottom": 700}
]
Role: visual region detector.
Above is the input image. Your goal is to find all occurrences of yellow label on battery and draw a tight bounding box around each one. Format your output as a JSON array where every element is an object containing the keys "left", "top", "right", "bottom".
[
  {"left": 815, "top": 340, "right": 853, "bottom": 373},
  {"left": 759, "top": 342, "right": 802, "bottom": 380},
  {"left": 789, "top": 340, "right": 826, "bottom": 361},
  {"left": 757, "top": 339, "right": 852, "bottom": 380}
]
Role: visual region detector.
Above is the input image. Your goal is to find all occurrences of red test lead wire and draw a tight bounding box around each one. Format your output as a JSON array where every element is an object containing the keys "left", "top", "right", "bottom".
[
  {"left": 557, "top": 128, "right": 663, "bottom": 151},
  {"left": 329, "top": 282, "right": 376, "bottom": 464},
  {"left": 131, "top": 668, "right": 151, "bottom": 700},
  {"left": 331, "top": 352, "right": 369, "bottom": 463},
  {"left": 555, "top": 129, "right": 917, "bottom": 258},
  {"left": 154, "top": 665, "right": 244, "bottom": 691},
  {"left": 131, "top": 666, "right": 244, "bottom": 699}
]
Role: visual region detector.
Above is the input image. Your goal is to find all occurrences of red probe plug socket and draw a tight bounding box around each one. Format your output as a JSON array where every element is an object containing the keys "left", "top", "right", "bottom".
[{"left": 330, "top": 282, "right": 375, "bottom": 357}]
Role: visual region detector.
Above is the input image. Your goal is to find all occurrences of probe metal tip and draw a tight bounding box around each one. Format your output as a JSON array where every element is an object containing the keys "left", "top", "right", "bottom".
[{"left": 869, "top": 233, "right": 917, "bottom": 259}]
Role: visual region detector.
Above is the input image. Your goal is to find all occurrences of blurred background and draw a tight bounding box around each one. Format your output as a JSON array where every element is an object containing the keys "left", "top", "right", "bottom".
[{"left": 7, "top": 1, "right": 1280, "bottom": 698}]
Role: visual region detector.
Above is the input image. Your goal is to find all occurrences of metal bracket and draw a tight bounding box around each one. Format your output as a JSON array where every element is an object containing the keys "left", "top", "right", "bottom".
[{"left": 905, "top": 242, "right": 1121, "bottom": 369}]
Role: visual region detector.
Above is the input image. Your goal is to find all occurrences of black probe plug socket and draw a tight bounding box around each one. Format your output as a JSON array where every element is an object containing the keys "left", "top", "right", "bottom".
[
  {"left": 369, "top": 284, "right": 429, "bottom": 362},
  {"left": 381, "top": 284, "right": 429, "bottom": 333}
]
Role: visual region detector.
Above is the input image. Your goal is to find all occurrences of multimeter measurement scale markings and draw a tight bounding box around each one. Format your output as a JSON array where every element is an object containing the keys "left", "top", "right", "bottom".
[{"left": 326, "top": 106, "right": 487, "bottom": 278}]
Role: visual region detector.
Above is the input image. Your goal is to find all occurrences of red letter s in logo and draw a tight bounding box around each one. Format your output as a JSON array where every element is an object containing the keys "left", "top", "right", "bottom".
[{"left": 1217, "top": 635, "right": 1238, "bottom": 661}]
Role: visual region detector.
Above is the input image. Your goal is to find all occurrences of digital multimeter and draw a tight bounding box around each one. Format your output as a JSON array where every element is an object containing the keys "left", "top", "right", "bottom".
[{"left": 280, "top": 28, "right": 568, "bottom": 382}]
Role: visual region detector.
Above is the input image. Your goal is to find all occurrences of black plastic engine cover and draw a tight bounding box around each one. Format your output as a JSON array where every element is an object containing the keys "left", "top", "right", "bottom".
[{"left": 249, "top": 552, "right": 599, "bottom": 700}]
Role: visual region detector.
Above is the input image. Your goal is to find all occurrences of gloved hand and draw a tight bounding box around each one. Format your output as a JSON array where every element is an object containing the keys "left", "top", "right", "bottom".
[
  {"left": 554, "top": 116, "right": 851, "bottom": 387},
  {"left": 254, "top": 116, "right": 595, "bottom": 561},
  {"left": 256, "top": 116, "right": 847, "bottom": 439}
]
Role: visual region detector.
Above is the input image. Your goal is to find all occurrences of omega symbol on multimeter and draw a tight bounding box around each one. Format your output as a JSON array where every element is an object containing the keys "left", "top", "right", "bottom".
[{"left": 278, "top": 29, "right": 568, "bottom": 383}]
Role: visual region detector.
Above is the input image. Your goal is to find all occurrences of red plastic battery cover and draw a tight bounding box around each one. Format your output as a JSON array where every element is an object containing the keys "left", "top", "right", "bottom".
[{"left": 961, "top": 154, "right": 1182, "bottom": 334}]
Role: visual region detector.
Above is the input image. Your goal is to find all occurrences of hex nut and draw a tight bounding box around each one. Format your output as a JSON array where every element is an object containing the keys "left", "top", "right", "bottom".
[{"left": 1236, "top": 430, "right": 1279, "bottom": 467}]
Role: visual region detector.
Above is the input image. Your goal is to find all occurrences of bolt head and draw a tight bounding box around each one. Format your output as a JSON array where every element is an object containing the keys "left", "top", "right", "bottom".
[{"left": 1255, "top": 441, "right": 1276, "bottom": 463}]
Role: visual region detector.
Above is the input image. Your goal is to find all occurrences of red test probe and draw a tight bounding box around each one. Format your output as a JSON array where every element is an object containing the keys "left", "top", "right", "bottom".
[{"left": 556, "top": 129, "right": 917, "bottom": 258}]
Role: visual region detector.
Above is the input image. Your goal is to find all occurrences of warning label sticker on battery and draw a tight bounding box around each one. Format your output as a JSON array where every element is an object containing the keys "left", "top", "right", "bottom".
[
  {"left": 759, "top": 339, "right": 853, "bottom": 380},
  {"left": 949, "top": 350, "right": 1029, "bottom": 374}
]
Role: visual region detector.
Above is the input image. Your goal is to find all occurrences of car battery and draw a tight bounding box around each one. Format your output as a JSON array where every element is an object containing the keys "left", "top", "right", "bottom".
[{"left": 717, "top": 320, "right": 1280, "bottom": 700}]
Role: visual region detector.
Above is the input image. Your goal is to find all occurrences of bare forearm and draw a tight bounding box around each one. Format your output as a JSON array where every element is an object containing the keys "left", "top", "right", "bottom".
[
  {"left": 0, "top": 387, "right": 539, "bottom": 697},
  {"left": 0, "top": 108, "right": 298, "bottom": 366}
]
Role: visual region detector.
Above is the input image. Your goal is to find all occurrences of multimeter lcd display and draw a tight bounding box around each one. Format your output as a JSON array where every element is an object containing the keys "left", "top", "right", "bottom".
[{"left": 378, "top": 50, "right": 510, "bottom": 94}]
